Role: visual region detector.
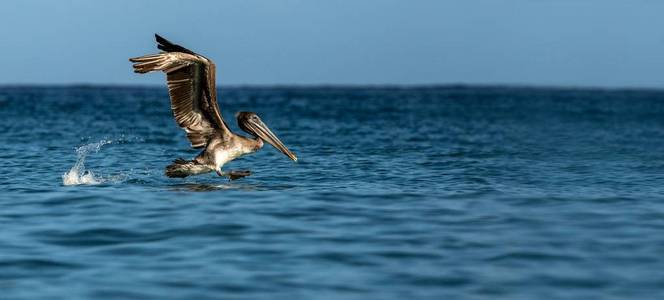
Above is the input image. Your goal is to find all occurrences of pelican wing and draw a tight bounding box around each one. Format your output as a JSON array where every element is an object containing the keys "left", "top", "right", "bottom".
[{"left": 129, "top": 35, "right": 231, "bottom": 148}]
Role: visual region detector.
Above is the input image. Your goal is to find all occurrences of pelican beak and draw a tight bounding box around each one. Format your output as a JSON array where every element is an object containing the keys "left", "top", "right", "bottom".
[{"left": 247, "top": 118, "right": 298, "bottom": 162}]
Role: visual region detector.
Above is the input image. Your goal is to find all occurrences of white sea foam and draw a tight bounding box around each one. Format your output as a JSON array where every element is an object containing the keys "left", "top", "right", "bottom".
[{"left": 62, "top": 140, "right": 112, "bottom": 186}]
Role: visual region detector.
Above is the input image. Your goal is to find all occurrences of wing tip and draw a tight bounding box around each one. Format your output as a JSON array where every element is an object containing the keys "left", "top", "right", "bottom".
[
  {"left": 152, "top": 33, "right": 196, "bottom": 55},
  {"left": 155, "top": 33, "right": 167, "bottom": 45}
]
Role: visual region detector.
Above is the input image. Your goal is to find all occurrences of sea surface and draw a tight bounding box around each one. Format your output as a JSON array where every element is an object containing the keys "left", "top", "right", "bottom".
[{"left": 1, "top": 85, "right": 664, "bottom": 299}]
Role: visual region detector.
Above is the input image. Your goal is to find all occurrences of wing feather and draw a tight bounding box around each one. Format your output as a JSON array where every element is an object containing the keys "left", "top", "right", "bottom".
[{"left": 129, "top": 35, "right": 231, "bottom": 148}]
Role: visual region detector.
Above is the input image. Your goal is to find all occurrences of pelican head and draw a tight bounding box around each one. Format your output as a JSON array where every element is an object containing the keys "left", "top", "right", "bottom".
[{"left": 236, "top": 112, "right": 297, "bottom": 161}]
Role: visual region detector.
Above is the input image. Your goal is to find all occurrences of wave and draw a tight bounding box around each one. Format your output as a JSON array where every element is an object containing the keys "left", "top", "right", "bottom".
[{"left": 62, "top": 139, "right": 115, "bottom": 186}]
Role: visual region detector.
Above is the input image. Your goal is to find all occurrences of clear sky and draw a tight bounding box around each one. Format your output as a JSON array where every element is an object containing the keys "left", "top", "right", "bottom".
[{"left": 1, "top": 0, "right": 664, "bottom": 87}]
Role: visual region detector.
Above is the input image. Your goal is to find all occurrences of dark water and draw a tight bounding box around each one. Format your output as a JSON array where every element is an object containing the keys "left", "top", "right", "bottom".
[{"left": 2, "top": 86, "right": 664, "bottom": 299}]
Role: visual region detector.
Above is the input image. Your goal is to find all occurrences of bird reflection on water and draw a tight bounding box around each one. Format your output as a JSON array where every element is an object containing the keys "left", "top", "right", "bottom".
[{"left": 169, "top": 182, "right": 294, "bottom": 192}]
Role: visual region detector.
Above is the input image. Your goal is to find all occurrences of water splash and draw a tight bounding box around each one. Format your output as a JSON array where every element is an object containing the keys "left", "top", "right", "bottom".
[{"left": 62, "top": 140, "right": 112, "bottom": 186}]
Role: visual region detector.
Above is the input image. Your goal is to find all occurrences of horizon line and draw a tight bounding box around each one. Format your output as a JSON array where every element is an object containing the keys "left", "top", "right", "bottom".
[{"left": 0, "top": 82, "right": 663, "bottom": 92}]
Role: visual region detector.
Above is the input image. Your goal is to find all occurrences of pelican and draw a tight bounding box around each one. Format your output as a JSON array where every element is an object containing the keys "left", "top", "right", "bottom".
[{"left": 129, "top": 34, "right": 297, "bottom": 179}]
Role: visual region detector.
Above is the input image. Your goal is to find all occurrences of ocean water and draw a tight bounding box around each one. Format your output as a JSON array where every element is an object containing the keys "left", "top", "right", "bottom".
[{"left": 2, "top": 85, "right": 664, "bottom": 299}]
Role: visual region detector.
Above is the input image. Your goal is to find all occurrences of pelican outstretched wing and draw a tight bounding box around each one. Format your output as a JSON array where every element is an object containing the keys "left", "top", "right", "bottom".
[{"left": 129, "top": 34, "right": 231, "bottom": 148}]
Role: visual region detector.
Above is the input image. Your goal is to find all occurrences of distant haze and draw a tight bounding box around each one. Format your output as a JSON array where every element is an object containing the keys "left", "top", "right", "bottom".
[{"left": 1, "top": 0, "right": 663, "bottom": 88}]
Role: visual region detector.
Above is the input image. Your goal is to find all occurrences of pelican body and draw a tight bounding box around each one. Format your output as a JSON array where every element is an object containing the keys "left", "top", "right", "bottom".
[{"left": 130, "top": 34, "right": 297, "bottom": 179}]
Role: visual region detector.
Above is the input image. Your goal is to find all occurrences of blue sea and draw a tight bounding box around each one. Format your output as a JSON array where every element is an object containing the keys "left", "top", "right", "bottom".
[{"left": 2, "top": 85, "right": 664, "bottom": 299}]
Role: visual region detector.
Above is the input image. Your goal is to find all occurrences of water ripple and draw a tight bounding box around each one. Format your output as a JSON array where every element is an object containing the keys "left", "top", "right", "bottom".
[{"left": 3, "top": 86, "right": 664, "bottom": 299}]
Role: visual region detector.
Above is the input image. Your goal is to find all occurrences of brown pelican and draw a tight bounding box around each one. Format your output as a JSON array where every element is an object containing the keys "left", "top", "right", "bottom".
[{"left": 129, "top": 34, "right": 297, "bottom": 179}]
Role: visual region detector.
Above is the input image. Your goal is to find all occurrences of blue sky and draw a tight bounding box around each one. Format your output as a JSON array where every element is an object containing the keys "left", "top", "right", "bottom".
[{"left": 1, "top": 0, "right": 664, "bottom": 87}]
